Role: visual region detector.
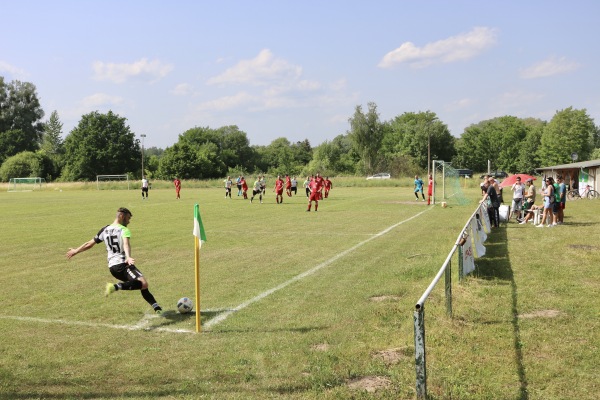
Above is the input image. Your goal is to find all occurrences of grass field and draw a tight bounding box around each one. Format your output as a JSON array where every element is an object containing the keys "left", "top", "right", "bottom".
[{"left": 0, "top": 182, "right": 598, "bottom": 399}]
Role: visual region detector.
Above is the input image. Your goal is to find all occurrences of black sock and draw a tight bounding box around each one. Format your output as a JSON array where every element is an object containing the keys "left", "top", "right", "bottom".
[
  {"left": 141, "top": 288, "right": 160, "bottom": 309},
  {"left": 118, "top": 280, "right": 143, "bottom": 290}
]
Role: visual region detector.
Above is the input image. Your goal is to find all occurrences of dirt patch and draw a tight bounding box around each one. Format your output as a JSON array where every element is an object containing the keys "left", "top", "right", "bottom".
[
  {"left": 370, "top": 295, "right": 401, "bottom": 302},
  {"left": 347, "top": 376, "right": 391, "bottom": 393},
  {"left": 311, "top": 343, "right": 330, "bottom": 352},
  {"left": 374, "top": 347, "right": 412, "bottom": 365},
  {"left": 520, "top": 309, "right": 562, "bottom": 319}
]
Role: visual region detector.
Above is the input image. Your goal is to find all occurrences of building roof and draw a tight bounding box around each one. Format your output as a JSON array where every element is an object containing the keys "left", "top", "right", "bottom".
[{"left": 536, "top": 159, "right": 600, "bottom": 171}]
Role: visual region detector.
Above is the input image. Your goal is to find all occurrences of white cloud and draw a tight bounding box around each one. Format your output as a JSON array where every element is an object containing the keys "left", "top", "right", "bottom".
[
  {"left": 0, "top": 61, "right": 28, "bottom": 79},
  {"left": 519, "top": 56, "right": 580, "bottom": 79},
  {"left": 378, "top": 27, "right": 498, "bottom": 68},
  {"left": 170, "top": 83, "right": 191, "bottom": 96},
  {"left": 81, "top": 93, "right": 125, "bottom": 108},
  {"left": 196, "top": 92, "right": 256, "bottom": 112},
  {"left": 92, "top": 58, "right": 174, "bottom": 83},
  {"left": 206, "top": 49, "right": 302, "bottom": 86},
  {"left": 444, "top": 98, "right": 473, "bottom": 112}
]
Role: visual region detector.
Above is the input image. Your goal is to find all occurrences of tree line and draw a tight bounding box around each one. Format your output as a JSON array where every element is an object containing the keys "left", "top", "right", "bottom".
[{"left": 1, "top": 76, "right": 599, "bottom": 182}]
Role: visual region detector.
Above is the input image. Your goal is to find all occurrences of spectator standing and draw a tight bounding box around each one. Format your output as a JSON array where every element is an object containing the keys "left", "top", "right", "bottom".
[
  {"left": 480, "top": 177, "right": 500, "bottom": 227},
  {"left": 537, "top": 177, "right": 555, "bottom": 227},
  {"left": 557, "top": 175, "right": 566, "bottom": 224},
  {"left": 510, "top": 177, "right": 525, "bottom": 220}
]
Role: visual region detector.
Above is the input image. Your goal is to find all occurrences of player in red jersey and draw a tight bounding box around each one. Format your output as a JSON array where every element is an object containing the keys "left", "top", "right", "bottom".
[
  {"left": 323, "top": 177, "right": 333, "bottom": 198},
  {"left": 285, "top": 175, "right": 292, "bottom": 197},
  {"left": 274, "top": 175, "right": 285, "bottom": 204},
  {"left": 173, "top": 177, "right": 181, "bottom": 199},
  {"left": 427, "top": 174, "right": 433, "bottom": 205},
  {"left": 307, "top": 177, "right": 320, "bottom": 212},
  {"left": 315, "top": 173, "right": 324, "bottom": 200},
  {"left": 240, "top": 176, "right": 248, "bottom": 199}
]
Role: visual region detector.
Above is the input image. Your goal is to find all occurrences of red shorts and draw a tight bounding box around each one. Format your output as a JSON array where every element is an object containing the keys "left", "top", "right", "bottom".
[
  {"left": 276, "top": 189, "right": 283, "bottom": 195},
  {"left": 309, "top": 192, "right": 319, "bottom": 201}
]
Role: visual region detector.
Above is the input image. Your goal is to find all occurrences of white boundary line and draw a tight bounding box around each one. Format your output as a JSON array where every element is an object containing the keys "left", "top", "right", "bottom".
[
  {"left": 203, "top": 208, "right": 432, "bottom": 330},
  {"left": 0, "top": 314, "right": 195, "bottom": 334}
]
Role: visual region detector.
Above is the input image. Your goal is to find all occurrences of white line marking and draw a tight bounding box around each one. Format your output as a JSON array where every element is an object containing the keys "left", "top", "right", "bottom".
[
  {"left": 204, "top": 209, "right": 431, "bottom": 329},
  {"left": 0, "top": 315, "right": 195, "bottom": 334}
]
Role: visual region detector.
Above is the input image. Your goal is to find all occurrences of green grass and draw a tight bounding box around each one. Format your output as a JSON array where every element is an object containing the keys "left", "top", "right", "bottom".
[{"left": 0, "top": 184, "right": 598, "bottom": 399}]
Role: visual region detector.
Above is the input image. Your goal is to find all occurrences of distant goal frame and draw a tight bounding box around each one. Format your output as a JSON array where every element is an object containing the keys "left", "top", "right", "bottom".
[
  {"left": 7, "top": 177, "right": 46, "bottom": 192},
  {"left": 96, "top": 174, "right": 130, "bottom": 190}
]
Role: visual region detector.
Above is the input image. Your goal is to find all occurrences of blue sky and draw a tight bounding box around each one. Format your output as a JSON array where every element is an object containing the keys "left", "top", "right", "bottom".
[{"left": 2, "top": 0, "right": 599, "bottom": 149}]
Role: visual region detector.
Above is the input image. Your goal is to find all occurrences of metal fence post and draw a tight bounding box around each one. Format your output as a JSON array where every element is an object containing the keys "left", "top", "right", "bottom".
[
  {"left": 445, "top": 260, "right": 452, "bottom": 317},
  {"left": 414, "top": 306, "right": 427, "bottom": 399},
  {"left": 458, "top": 245, "right": 464, "bottom": 281}
]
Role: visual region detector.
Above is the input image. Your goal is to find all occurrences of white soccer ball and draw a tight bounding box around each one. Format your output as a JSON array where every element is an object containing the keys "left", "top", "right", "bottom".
[
  {"left": 177, "top": 297, "right": 194, "bottom": 314},
  {"left": 441, "top": 202, "right": 448, "bottom": 208}
]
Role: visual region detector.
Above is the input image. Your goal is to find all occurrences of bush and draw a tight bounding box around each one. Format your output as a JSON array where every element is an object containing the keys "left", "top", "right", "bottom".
[{"left": 0, "top": 151, "right": 54, "bottom": 182}]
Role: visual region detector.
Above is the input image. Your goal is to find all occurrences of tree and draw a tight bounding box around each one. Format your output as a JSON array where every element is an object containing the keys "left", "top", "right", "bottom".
[
  {"left": 0, "top": 78, "right": 45, "bottom": 163},
  {"left": 0, "top": 151, "right": 53, "bottom": 182},
  {"left": 40, "top": 110, "right": 65, "bottom": 180},
  {"left": 41, "top": 110, "right": 64, "bottom": 155},
  {"left": 454, "top": 116, "right": 528, "bottom": 172},
  {"left": 307, "top": 134, "right": 357, "bottom": 175},
  {"left": 514, "top": 118, "right": 545, "bottom": 173},
  {"left": 538, "top": 107, "right": 596, "bottom": 165},
  {"left": 62, "top": 111, "right": 140, "bottom": 181},
  {"left": 383, "top": 111, "right": 455, "bottom": 171},
  {"left": 348, "top": 102, "right": 384, "bottom": 175}
]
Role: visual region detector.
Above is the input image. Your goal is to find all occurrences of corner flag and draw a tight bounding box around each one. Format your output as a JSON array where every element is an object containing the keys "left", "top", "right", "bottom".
[
  {"left": 193, "top": 204, "right": 207, "bottom": 246},
  {"left": 193, "top": 203, "right": 206, "bottom": 333}
]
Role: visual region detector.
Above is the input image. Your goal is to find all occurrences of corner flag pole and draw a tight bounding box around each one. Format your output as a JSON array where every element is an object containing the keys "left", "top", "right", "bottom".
[{"left": 193, "top": 204, "right": 207, "bottom": 333}]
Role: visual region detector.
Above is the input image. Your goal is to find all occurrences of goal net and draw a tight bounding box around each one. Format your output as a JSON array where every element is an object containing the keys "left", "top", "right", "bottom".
[
  {"left": 96, "top": 175, "right": 130, "bottom": 190},
  {"left": 7, "top": 177, "right": 46, "bottom": 192},
  {"left": 432, "top": 161, "right": 470, "bottom": 206}
]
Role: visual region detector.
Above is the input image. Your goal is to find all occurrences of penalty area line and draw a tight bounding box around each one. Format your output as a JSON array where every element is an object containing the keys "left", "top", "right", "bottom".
[{"left": 203, "top": 208, "right": 432, "bottom": 330}]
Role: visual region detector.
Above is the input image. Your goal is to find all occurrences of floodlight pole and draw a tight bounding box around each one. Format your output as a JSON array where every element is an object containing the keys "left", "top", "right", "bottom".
[{"left": 140, "top": 134, "right": 146, "bottom": 178}]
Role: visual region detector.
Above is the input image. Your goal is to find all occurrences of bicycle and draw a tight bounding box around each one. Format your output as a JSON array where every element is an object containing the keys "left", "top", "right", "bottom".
[{"left": 567, "top": 184, "right": 599, "bottom": 200}]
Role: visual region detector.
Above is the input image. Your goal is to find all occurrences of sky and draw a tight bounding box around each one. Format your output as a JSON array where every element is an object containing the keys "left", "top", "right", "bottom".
[{"left": 2, "top": 0, "right": 599, "bottom": 150}]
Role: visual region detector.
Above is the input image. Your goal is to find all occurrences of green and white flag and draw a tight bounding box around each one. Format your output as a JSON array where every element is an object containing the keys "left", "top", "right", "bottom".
[{"left": 193, "top": 203, "right": 207, "bottom": 247}]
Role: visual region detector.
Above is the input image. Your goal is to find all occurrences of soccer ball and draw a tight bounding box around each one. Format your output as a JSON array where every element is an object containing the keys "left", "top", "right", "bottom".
[
  {"left": 177, "top": 297, "right": 194, "bottom": 314},
  {"left": 441, "top": 202, "right": 448, "bottom": 208}
]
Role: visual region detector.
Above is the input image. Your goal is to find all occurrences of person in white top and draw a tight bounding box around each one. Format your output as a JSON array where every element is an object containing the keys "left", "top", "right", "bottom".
[
  {"left": 141, "top": 177, "right": 149, "bottom": 200},
  {"left": 510, "top": 176, "right": 525, "bottom": 220}
]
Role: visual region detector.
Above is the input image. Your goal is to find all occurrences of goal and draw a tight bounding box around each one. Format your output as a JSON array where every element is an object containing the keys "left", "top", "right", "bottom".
[
  {"left": 7, "top": 177, "right": 46, "bottom": 192},
  {"left": 432, "top": 161, "right": 470, "bottom": 206},
  {"left": 96, "top": 174, "right": 130, "bottom": 190}
]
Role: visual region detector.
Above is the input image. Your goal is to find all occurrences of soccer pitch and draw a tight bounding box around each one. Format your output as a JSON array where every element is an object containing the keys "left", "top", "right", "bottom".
[{"left": 1, "top": 185, "right": 598, "bottom": 399}]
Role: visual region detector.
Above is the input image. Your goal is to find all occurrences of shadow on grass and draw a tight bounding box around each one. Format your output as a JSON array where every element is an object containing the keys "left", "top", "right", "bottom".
[
  {"left": 149, "top": 310, "right": 328, "bottom": 334},
  {"left": 474, "top": 225, "right": 529, "bottom": 400}
]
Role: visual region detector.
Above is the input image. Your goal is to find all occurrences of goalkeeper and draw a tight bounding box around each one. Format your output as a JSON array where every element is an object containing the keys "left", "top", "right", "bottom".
[{"left": 66, "top": 207, "right": 163, "bottom": 314}]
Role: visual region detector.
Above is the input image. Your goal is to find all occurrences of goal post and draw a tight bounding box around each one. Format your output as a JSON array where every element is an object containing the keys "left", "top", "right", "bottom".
[
  {"left": 432, "top": 161, "right": 470, "bottom": 206},
  {"left": 7, "top": 177, "right": 46, "bottom": 192},
  {"left": 96, "top": 174, "right": 130, "bottom": 190}
]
